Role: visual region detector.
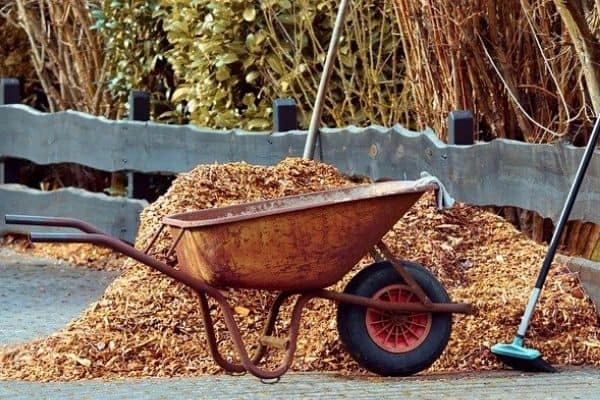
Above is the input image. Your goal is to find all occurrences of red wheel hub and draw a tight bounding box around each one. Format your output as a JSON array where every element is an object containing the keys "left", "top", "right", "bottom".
[{"left": 365, "top": 284, "right": 432, "bottom": 353}]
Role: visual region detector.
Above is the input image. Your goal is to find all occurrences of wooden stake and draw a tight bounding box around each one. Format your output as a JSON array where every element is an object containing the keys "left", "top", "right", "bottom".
[
  {"left": 567, "top": 221, "right": 583, "bottom": 255},
  {"left": 575, "top": 222, "right": 593, "bottom": 255},
  {"left": 584, "top": 225, "right": 600, "bottom": 259},
  {"left": 532, "top": 213, "right": 544, "bottom": 243}
]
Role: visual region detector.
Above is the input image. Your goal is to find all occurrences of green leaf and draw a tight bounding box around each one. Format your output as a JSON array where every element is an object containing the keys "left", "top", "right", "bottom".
[
  {"left": 245, "top": 71, "right": 260, "bottom": 84},
  {"left": 242, "top": 93, "right": 255, "bottom": 106},
  {"left": 171, "top": 86, "right": 191, "bottom": 103},
  {"left": 278, "top": 0, "right": 292, "bottom": 9},
  {"left": 215, "top": 53, "right": 239, "bottom": 67},
  {"left": 242, "top": 7, "right": 256, "bottom": 22},
  {"left": 90, "top": 9, "right": 105, "bottom": 21},
  {"left": 215, "top": 66, "right": 231, "bottom": 81},
  {"left": 246, "top": 118, "right": 270, "bottom": 130}
]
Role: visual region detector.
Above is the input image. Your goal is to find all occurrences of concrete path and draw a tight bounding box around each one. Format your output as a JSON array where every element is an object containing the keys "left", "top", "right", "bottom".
[
  {"left": 0, "top": 369, "right": 598, "bottom": 400},
  {"left": 0, "top": 247, "right": 119, "bottom": 346},
  {"left": 1, "top": 246, "right": 599, "bottom": 399}
]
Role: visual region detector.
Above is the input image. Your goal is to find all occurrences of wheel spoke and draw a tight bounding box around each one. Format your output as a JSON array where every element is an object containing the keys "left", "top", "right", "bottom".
[
  {"left": 405, "top": 324, "right": 421, "bottom": 339},
  {"left": 400, "top": 324, "right": 410, "bottom": 346},
  {"left": 387, "top": 289, "right": 395, "bottom": 303},
  {"left": 382, "top": 291, "right": 391, "bottom": 302},
  {"left": 396, "top": 289, "right": 405, "bottom": 303},
  {"left": 393, "top": 325, "right": 401, "bottom": 348},
  {"left": 374, "top": 322, "right": 393, "bottom": 337},
  {"left": 368, "top": 317, "right": 389, "bottom": 326},
  {"left": 383, "top": 322, "right": 395, "bottom": 344},
  {"left": 409, "top": 320, "right": 430, "bottom": 328}
]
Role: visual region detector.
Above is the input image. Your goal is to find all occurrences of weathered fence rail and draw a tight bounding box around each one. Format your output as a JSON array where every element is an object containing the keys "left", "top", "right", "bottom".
[
  {"left": 0, "top": 184, "right": 145, "bottom": 241},
  {"left": 1, "top": 103, "right": 600, "bottom": 243}
]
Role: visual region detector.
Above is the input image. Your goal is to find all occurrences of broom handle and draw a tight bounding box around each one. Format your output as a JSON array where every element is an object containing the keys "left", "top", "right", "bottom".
[
  {"left": 517, "top": 116, "right": 600, "bottom": 337},
  {"left": 302, "top": 0, "right": 351, "bottom": 160}
]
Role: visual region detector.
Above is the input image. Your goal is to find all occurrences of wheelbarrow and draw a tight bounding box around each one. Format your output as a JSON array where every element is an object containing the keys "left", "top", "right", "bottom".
[{"left": 5, "top": 180, "right": 472, "bottom": 379}]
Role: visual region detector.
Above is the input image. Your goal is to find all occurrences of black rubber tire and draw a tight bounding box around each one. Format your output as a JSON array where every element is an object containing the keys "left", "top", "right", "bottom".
[{"left": 337, "top": 261, "right": 452, "bottom": 376}]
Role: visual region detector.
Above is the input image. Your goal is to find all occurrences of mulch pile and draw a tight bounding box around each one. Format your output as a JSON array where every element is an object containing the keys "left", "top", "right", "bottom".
[{"left": 1, "top": 158, "right": 598, "bottom": 381}]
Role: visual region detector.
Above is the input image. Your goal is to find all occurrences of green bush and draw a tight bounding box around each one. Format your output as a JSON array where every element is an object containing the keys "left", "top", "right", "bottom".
[
  {"left": 94, "top": 0, "right": 404, "bottom": 129},
  {"left": 91, "top": 0, "right": 178, "bottom": 120},
  {"left": 161, "top": 0, "right": 273, "bottom": 129}
]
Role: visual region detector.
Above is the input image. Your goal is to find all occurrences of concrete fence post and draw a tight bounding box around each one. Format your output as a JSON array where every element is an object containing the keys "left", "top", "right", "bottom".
[
  {"left": 447, "top": 110, "right": 474, "bottom": 145},
  {"left": 1, "top": 78, "right": 22, "bottom": 184},
  {"left": 126, "top": 90, "right": 151, "bottom": 199},
  {"left": 272, "top": 98, "right": 297, "bottom": 133}
]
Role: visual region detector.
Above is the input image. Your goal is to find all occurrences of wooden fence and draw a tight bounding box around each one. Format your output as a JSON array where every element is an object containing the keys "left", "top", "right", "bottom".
[{"left": 1, "top": 103, "right": 600, "bottom": 243}]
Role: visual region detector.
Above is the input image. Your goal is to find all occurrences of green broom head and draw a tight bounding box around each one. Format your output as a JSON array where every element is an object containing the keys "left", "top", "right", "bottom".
[{"left": 491, "top": 337, "right": 556, "bottom": 373}]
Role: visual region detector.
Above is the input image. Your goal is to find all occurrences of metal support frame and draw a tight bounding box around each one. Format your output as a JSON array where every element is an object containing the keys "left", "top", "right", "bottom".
[{"left": 372, "top": 241, "right": 432, "bottom": 306}]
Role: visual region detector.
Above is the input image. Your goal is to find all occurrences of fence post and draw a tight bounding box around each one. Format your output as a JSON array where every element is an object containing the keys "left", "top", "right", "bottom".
[
  {"left": 126, "top": 90, "right": 151, "bottom": 198},
  {"left": 129, "top": 90, "right": 150, "bottom": 122},
  {"left": 272, "top": 98, "right": 297, "bottom": 132},
  {"left": 1, "top": 78, "right": 22, "bottom": 184},
  {"left": 447, "top": 110, "right": 474, "bottom": 145}
]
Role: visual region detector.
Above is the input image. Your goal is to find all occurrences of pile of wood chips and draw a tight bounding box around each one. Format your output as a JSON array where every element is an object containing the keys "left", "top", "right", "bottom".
[{"left": 1, "top": 158, "right": 599, "bottom": 381}]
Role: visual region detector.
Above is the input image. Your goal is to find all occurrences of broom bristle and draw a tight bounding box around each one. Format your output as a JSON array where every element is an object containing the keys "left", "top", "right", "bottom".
[{"left": 495, "top": 354, "right": 557, "bottom": 373}]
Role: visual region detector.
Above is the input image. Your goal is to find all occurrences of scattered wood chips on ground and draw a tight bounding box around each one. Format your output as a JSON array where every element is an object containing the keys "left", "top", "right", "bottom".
[
  {"left": 1, "top": 158, "right": 599, "bottom": 381},
  {"left": 2, "top": 237, "right": 126, "bottom": 271}
]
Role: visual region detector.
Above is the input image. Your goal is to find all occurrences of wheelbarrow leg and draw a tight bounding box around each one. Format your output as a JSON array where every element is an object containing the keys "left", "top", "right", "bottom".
[
  {"left": 197, "top": 292, "right": 245, "bottom": 374},
  {"left": 196, "top": 291, "right": 295, "bottom": 374},
  {"left": 14, "top": 222, "right": 313, "bottom": 379},
  {"left": 197, "top": 289, "right": 314, "bottom": 379}
]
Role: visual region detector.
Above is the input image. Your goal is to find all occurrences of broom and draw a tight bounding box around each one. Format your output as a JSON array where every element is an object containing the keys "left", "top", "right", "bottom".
[{"left": 491, "top": 116, "right": 600, "bottom": 372}]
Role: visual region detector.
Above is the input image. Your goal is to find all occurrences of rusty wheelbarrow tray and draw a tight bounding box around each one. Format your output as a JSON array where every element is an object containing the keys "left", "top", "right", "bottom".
[{"left": 5, "top": 180, "right": 471, "bottom": 380}]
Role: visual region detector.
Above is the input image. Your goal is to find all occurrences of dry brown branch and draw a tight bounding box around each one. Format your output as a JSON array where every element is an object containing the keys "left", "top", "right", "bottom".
[
  {"left": 0, "top": 2, "right": 40, "bottom": 105},
  {"left": 391, "top": 0, "right": 600, "bottom": 257},
  {"left": 392, "top": 0, "right": 594, "bottom": 142},
  {"left": 8, "top": 0, "right": 112, "bottom": 116},
  {"left": 260, "top": 0, "right": 406, "bottom": 128},
  {"left": 553, "top": 0, "right": 600, "bottom": 114}
]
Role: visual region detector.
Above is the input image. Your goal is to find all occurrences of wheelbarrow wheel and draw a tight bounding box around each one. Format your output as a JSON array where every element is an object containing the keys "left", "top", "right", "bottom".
[{"left": 337, "top": 261, "right": 452, "bottom": 376}]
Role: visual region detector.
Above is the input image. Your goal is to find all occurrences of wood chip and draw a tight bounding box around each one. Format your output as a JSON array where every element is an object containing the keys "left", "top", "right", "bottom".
[
  {"left": 66, "top": 354, "right": 91, "bottom": 368},
  {"left": 1, "top": 157, "right": 599, "bottom": 381},
  {"left": 234, "top": 306, "right": 250, "bottom": 317}
]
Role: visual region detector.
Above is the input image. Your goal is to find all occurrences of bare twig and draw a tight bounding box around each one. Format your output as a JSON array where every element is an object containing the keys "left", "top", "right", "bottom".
[
  {"left": 11, "top": 0, "right": 111, "bottom": 116},
  {"left": 478, "top": 33, "right": 563, "bottom": 138}
]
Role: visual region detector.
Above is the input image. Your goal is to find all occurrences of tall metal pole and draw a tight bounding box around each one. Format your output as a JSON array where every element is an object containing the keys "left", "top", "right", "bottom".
[{"left": 302, "top": 0, "right": 351, "bottom": 160}]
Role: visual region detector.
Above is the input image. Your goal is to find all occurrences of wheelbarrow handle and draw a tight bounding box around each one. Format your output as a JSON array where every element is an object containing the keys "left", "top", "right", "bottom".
[
  {"left": 29, "top": 232, "right": 94, "bottom": 243},
  {"left": 5, "top": 214, "right": 106, "bottom": 235},
  {"left": 26, "top": 231, "right": 228, "bottom": 299}
]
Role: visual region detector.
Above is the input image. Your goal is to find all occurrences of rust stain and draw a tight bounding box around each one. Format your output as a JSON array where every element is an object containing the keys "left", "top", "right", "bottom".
[{"left": 165, "top": 182, "right": 427, "bottom": 290}]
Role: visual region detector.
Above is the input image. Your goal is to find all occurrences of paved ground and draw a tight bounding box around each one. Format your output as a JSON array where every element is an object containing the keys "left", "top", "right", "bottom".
[
  {"left": 1, "top": 370, "right": 598, "bottom": 400},
  {"left": 0, "top": 248, "right": 119, "bottom": 346},
  {"left": 0, "top": 247, "right": 599, "bottom": 399}
]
